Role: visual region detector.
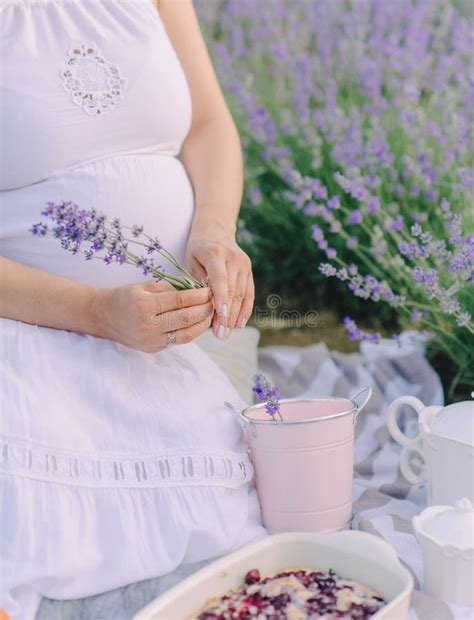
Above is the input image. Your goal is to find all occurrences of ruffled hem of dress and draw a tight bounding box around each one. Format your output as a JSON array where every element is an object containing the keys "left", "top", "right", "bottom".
[{"left": 1, "top": 434, "right": 254, "bottom": 490}]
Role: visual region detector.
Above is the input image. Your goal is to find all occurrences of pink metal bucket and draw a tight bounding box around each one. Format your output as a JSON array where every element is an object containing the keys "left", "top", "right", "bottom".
[{"left": 233, "top": 388, "right": 371, "bottom": 534}]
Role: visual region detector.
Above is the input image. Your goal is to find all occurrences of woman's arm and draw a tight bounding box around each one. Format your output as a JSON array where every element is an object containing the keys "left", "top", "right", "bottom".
[
  {"left": 0, "top": 257, "right": 214, "bottom": 351},
  {"left": 0, "top": 256, "right": 101, "bottom": 335},
  {"left": 155, "top": 0, "right": 254, "bottom": 339}
]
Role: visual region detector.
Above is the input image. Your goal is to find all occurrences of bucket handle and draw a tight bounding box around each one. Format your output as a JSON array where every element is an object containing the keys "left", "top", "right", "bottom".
[
  {"left": 224, "top": 401, "right": 258, "bottom": 437},
  {"left": 351, "top": 386, "right": 373, "bottom": 425},
  {"left": 224, "top": 401, "right": 242, "bottom": 417}
]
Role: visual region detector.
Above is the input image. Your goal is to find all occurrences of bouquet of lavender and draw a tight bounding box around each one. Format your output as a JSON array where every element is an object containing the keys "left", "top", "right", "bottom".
[{"left": 31, "top": 200, "right": 206, "bottom": 290}]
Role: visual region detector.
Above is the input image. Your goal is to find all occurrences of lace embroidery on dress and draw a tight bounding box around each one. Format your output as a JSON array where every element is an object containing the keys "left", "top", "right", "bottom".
[
  {"left": 60, "top": 42, "right": 126, "bottom": 116},
  {"left": 0, "top": 436, "right": 253, "bottom": 489}
]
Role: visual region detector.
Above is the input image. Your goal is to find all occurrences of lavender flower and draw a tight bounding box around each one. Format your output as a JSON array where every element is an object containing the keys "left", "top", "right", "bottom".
[
  {"left": 347, "top": 210, "right": 363, "bottom": 226},
  {"left": 343, "top": 317, "right": 382, "bottom": 343},
  {"left": 248, "top": 186, "right": 262, "bottom": 207},
  {"left": 410, "top": 308, "right": 425, "bottom": 322},
  {"left": 365, "top": 196, "right": 380, "bottom": 214},
  {"left": 31, "top": 200, "right": 204, "bottom": 290},
  {"left": 252, "top": 373, "right": 282, "bottom": 421},
  {"left": 311, "top": 224, "right": 325, "bottom": 242},
  {"left": 326, "top": 196, "right": 340, "bottom": 211}
]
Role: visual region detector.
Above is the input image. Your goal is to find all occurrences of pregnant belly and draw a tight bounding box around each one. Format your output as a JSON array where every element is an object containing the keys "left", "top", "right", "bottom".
[{"left": 0, "top": 153, "right": 195, "bottom": 287}]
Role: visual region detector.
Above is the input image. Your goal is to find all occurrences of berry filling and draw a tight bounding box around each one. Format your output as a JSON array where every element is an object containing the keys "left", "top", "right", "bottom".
[{"left": 191, "top": 567, "right": 386, "bottom": 619}]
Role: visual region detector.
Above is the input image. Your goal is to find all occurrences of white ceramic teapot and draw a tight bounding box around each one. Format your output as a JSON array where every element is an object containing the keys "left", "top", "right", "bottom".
[{"left": 387, "top": 396, "right": 474, "bottom": 506}]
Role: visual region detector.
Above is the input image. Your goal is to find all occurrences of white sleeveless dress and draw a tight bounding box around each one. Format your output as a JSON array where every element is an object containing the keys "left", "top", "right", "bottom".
[{"left": 0, "top": 1, "right": 265, "bottom": 617}]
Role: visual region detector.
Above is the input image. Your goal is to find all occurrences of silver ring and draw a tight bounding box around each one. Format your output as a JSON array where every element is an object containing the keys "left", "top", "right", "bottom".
[{"left": 166, "top": 330, "right": 177, "bottom": 348}]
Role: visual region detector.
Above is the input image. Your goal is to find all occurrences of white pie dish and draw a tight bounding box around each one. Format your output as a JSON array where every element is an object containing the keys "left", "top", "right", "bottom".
[{"left": 133, "top": 531, "right": 414, "bottom": 620}]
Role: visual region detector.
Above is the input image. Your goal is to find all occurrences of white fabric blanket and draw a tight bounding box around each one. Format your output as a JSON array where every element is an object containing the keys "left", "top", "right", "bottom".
[{"left": 37, "top": 334, "right": 471, "bottom": 619}]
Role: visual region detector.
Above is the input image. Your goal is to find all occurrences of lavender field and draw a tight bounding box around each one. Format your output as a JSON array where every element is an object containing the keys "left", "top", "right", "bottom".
[{"left": 195, "top": 0, "right": 473, "bottom": 399}]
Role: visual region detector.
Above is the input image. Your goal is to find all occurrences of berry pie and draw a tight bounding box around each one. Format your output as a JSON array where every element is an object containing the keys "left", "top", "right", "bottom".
[{"left": 191, "top": 567, "right": 386, "bottom": 619}]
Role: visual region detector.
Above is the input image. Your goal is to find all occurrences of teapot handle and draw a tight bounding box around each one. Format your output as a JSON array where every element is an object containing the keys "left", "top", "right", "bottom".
[
  {"left": 400, "top": 444, "right": 426, "bottom": 484},
  {"left": 387, "top": 396, "right": 425, "bottom": 447}
]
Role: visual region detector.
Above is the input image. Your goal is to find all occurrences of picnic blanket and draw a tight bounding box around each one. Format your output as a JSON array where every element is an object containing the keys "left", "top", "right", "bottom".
[{"left": 37, "top": 333, "right": 472, "bottom": 620}]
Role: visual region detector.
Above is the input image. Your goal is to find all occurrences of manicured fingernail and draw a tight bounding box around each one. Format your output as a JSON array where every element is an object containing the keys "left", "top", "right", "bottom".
[
  {"left": 239, "top": 317, "right": 247, "bottom": 328},
  {"left": 220, "top": 303, "right": 228, "bottom": 317},
  {"left": 224, "top": 327, "right": 231, "bottom": 340},
  {"left": 217, "top": 324, "right": 226, "bottom": 340}
]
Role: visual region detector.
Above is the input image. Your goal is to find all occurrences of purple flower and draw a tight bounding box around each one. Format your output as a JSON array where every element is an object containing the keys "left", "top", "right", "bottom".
[
  {"left": 326, "top": 196, "right": 340, "bottom": 211},
  {"left": 311, "top": 224, "right": 325, "bottom": 242},
  {"left": 365, "top": 196, "right": 380, "bottom": 214},
  {"left": 135, "top": 256, "right": 156, "bottom": 276},
  {"left": 457, "top": 312, "right": 471, "bottom": 327},
  {"left": 335, "top": 267, "right": 349, "bottom": 281},
  {"left": 313, "top": 185, "right": 328, "bottom": 200},
  {"left": 248, "top": 185, "right": 262, "bottom": 207},
  {"left": 387, "top": 215, "right": 404, "bottom": 231},
  {"left": 412, "top": 266, "right": 439, "bottom": 298},
  {"left": 346, "top": 236, "right": 358, "bottom": 250},
  {"left": 343, "top": 317, "right": 381, "bottom": 343},
  {"left": 398, "top": 240, "right": 428, "bottom": 260},
  {"left": 252, "top": 373, "right": 281, "bottom": 420},
  {"left": 146, "top": 238, "right": 162, "bottom": 254},
  {"left": 30, "top": 222, "right": 48, "bottom": 236},
  {"left": 347, "top": 210, "right": 363, "bottom": 225},
  {"left": 410, "top": 308, "right": 424, "bottom": 322},
  {"left": 303, "top": 202, "right": 323, "bottom": 216},
  {"left": 319, "top": 263, "right": 337, "bottom": 277}
]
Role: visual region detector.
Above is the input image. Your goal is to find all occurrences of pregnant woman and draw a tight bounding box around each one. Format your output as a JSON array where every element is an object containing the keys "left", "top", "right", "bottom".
[{"left": 0, "top": 0, "right": 266, "bottom": 617}]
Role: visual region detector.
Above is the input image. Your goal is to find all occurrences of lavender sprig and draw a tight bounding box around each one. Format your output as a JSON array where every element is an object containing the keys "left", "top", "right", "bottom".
[
  {"left": 252, "top": 373, "right": 282, "bottom": 421},
  {"left": 343, "top": 317, "right": 382, "bottom": 344},
  {"left": 31, "top": 201, "right": 205, "bottom": 290}
]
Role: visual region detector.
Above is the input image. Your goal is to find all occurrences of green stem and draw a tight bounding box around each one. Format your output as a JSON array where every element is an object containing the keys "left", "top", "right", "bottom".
[
  {"left": 119, "top": 234, "right": 204, "bottom": 288},
  {"left": 94, "top": 245, "right": 198, "bottom": 290}
]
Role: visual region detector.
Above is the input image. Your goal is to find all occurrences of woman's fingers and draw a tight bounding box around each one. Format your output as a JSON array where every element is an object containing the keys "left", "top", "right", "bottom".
[
  {"left": 227, "top": 270, "right": 246, "bottom": 329},
  {"left": 212, "top": 266, "right": 237, "bottom": 337},
  {"left": 144, "top": 309, "right": 213, "bottom": 352},
  {"left": 147, "top": 284, "right": 212, "bottom": 317},
  {"left": 236, "top": 272, "right": 255, "bottom": 329},
  {"left": 201, "top": 248, "right": 228, "bottom": 321},
  {"left": 142, "top": 279, "right": 175, "bottom": 293},
  {"left": 144, "top": 302, "right": 213, "bottom": 352},
  {"left": 182, "top": 238, "right": 255, "bottom": 340},
  {"left": 170, "top": 306, "right": 214, "bottom": 345},
  {"left": 152, "top": 301, "right": 214, "bottom": 332}
]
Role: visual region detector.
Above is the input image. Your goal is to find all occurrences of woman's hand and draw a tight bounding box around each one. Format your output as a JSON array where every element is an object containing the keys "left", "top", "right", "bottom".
[
  {"left": 185, "top": 228, "right": 255, "bottom": 339},
  {"left": 91, "top": 280, "right": 214, "bottom": 353}
]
